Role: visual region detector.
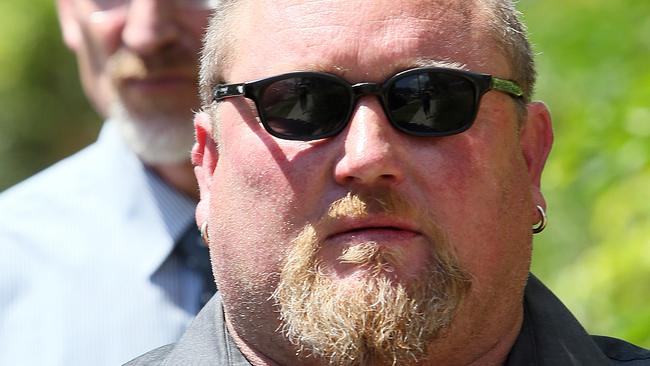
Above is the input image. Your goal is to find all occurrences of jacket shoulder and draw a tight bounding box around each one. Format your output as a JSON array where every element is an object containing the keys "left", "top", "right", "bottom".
[
  {"left": 593, "top": 336, "right": 650, "bottom": 365},
  {"left": 123, "top": 344, "right": 175, "bottom": 366}
]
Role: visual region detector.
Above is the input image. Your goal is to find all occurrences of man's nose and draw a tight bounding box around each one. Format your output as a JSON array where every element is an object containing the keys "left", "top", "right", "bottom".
[
  {"left": 121, "top": 0, "right": 179, "bottom": 55},
  {"left": 333, "top": 97, "right": 407, "bottom": 188}
]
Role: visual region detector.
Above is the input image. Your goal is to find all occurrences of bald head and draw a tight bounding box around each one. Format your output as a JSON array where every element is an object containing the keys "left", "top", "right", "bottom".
[{"left": 199, "top": 0, "right": 535, "bottom": 107}]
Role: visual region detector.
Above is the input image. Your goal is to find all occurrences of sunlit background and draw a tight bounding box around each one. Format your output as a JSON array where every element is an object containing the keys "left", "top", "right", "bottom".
[{"left": 1, "top": 0, "right": 649, "bottom": 348}]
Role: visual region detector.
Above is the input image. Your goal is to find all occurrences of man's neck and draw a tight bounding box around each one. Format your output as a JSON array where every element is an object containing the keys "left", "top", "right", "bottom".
[
  {"left": 423, "top": 307, "right": 523, "bottom": 366},
  {"left": 149, "top": 161, "right": 199, "bottom": 200}
]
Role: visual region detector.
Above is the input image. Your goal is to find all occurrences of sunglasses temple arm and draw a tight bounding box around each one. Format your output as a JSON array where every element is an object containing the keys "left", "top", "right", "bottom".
[
  {"left": 213, "top": 83, "right": 246, "bottom": 101},
  {"left": 491, "top": 78, "right": 524, "bottom": 98}
]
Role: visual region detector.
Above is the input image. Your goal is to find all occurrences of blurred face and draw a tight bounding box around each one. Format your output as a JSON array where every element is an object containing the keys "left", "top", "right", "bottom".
[
  {"left": 197, "top": 0, "right": 550, "bottom": 364},
  {"left": 57, "top": 0, "right": 212, "bottom": 163}
]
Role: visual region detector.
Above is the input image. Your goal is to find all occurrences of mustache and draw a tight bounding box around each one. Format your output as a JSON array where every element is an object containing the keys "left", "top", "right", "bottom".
[
  {"left": 106, "top": 47, "right": 197, "bottom": 81},
  {"left": 286, "top": 190, "right": 423, "bottom": 272},
  {"left": 287, "top": 190, "right": 449, "bottom": 271},
  {"left": 323, "top": 190, "right": 416, "bottom": 224},
  {"left": 312, "top": 190, "right": 441, "bottom": 242}
]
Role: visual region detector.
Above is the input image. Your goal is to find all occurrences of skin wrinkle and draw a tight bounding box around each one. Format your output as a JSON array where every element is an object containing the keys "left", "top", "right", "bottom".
[
  {"left": 236, "top": 2, "right": 474, "bottom": 81},
  {"left": 259, "top": 1, "right": 488, "bottom": 78}
]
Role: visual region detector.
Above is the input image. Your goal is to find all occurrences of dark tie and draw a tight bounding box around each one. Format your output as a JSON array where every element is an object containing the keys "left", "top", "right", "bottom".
[{"left": 175, "top": 225, "right": 217, "bottom": 309}]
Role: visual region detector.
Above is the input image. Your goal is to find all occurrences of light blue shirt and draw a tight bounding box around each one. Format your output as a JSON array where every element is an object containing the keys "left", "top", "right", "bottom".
[{"left": 0, "top": 121, "right": 205, "bottom": 365}]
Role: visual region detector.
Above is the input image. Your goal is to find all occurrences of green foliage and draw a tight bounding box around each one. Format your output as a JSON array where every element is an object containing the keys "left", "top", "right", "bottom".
[
  {"left": 0, "top": 0, "right": 99, "bottom": 190},
  {"left": 0, "top": 0, "right": 648, "bottom": 349},
  {"left": 520, "top": 0, "right": 650, "bottom": 348}
]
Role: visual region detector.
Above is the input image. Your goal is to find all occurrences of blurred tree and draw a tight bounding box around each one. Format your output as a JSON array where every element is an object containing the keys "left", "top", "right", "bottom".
[
  {"left": 1, "top": 0, "right": 648, "bottom": 350},
  {"left": 520, "top": 0, "right": 650, "bottom": 348},
  {"left": 0, "top": 0, "right": 99, "bottom": 191}
]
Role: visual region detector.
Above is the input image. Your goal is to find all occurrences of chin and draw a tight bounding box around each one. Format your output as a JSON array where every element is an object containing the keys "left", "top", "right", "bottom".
[{"left": 326, "top": 241, "right": 430, "bottom": 284}]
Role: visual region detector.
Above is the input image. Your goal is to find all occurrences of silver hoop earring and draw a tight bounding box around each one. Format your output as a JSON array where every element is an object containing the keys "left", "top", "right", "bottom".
[
  {"left": 200, "top": 221, "right": 210, "bottom": 245},
  {"left": 533, "top": 205, "right": 547, "bottom": 234}
]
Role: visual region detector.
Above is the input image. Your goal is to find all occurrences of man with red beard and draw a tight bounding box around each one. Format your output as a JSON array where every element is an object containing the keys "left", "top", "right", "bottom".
[
  {"left": 134, "top": 0, "right": 647, "bottom": 365},
  {"left": 0, "top": 1, "right": 218, "bottom": 365}
]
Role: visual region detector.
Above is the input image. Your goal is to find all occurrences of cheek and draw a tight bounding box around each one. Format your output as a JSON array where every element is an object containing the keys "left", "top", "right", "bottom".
[
  {"left": 416, "top": 126, "right": 533, "bottom": 280},
  {"left": 208, "top": 115, "right": 333, "bottom": 278},
  {"left": 211, "top": 144, "right": 295, "bottom": 247},
  {"left": 182, "top": 14, "right": 210, "bottom": 45},
  {"left": 79, "top": 17, "right": 123, "bottom": 61},
  {"left": 207, "top": 152, "right": 290, "bottom": 294},
  {"left": 74, "top": 21, "right": 123, "bottom": 114},
  {"left": 215, "top": 105, "right": 335, "bottom": 221},
  {"left": 76, "top": 20, "right": 123, "bottom": 96}
]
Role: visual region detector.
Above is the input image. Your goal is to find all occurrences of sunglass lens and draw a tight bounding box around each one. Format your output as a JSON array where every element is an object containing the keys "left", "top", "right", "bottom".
[
  {"left": 386, "top": 71, "right": 477, "bottom": 135},
  {"left": 259, "top": 76, "right": 351, "bottom": 140}
]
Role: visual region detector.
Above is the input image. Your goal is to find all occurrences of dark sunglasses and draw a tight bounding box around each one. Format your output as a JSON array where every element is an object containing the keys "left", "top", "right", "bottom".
[{"left": 213, "top": 67, "right": 523, "bottom": 141}]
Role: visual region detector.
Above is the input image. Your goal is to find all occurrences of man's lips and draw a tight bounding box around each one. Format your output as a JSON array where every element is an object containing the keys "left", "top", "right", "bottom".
[
  {"left": 119, "top": 74, "right": 196, "bottom": 92},
  {"left": 325, "top": 218, "right": 422, "bottom": 244}
]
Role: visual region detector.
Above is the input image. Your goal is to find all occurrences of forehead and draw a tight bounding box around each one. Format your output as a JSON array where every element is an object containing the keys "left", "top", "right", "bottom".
[{"left": 228, "top": 0, "right": 507, "bottom": 81}]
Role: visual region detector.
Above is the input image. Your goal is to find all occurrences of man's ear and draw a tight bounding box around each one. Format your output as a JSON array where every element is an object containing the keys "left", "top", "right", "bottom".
[
  {"left": 520, "top": 101, "right": 553, "bottom": 209},
  {"left": 56, "top": 0, "right": 82, "bottom": 51},
  {"left": 193, "top": 111, "right": 219, "bottom": 228}
]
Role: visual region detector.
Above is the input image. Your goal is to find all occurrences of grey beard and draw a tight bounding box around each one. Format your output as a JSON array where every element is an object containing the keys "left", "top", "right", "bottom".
[{"left": 110, "top": 102, "right": 194, "bottom": 165}]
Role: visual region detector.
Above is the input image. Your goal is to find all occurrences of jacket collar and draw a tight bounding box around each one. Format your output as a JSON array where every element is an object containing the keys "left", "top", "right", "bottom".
[
  {"left": 162, "top": 274, "right": 614, "bottom": 365},
  {"left": 505, "top": 274, "right": 611, "bottom": 365}
]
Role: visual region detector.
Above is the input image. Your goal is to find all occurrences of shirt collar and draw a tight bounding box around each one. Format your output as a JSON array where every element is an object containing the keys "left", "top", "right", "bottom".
[
  {"left": 98, "top": 120, "right": 197, "bottom": 274},
  {"left": 143, "top": 168, "right": 197, "bottom": 244}
]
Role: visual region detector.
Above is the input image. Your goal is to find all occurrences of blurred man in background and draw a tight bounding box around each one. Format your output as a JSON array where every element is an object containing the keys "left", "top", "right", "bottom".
[{"left": 0, "top": 0, "right": 216, "bottom": 365}]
